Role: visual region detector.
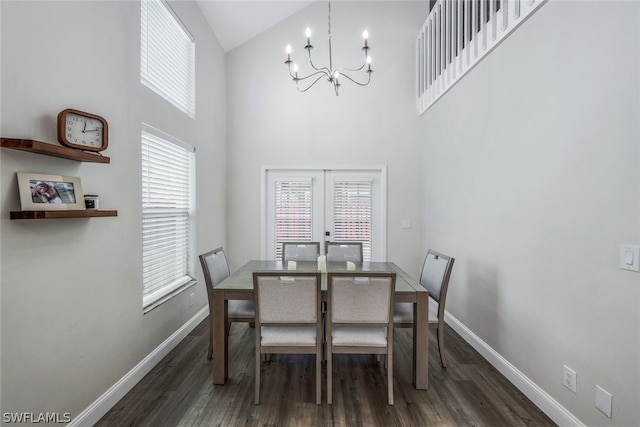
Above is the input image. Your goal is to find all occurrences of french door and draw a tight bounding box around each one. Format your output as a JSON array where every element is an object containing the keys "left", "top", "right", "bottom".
[{"left": 262, "top": 167, "right": 386, "bottom": 261}]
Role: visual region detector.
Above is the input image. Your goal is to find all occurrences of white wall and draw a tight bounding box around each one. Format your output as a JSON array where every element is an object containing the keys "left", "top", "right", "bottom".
[
  {"left": 419, "top": 1, "right": 640, "bottom": 425},
  {"left": 226, "top": 1, "right": 428, "bottom": 273},
  {"left": 0, "top": 0, "right": 226, "bottom": 419}
]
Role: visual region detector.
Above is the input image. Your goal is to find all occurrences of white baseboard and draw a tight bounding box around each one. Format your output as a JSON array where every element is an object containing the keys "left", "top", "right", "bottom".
[
  {"left": 70, "top": 303, "right": 582, "bottom": 426},
  {"left": 70, "top": 307, "right": 209, "bottom": 427},
  {"left": 443, "top": 309, "right": 585, "bottom": 427}
]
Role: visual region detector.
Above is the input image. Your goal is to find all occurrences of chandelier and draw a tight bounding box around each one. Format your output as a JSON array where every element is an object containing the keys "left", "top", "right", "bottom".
[{"left": 284, "top": 0, "right": 372, "bottom": 96}]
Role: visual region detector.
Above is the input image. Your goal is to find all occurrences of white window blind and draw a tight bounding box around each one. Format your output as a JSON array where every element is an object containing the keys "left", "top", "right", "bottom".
[
  {"left": 333, "top": 180, "right": 372, "bottom": 262},
  {"left": 141, "top": 125, "right": 195, "bottom": 310},
  {"left": 274, "top": 179, "right": 313, "bottom": 260},
  {"left": 141, "top": 0, "right": 195, "bottom": 118}
]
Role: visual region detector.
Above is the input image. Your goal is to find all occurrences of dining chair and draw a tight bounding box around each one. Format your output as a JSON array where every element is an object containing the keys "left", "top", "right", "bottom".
[
  {"left": 282, "top": 241, "right": 321, "bottom": 262},
  {"left": 393, "top": 249, "right": 454, "bottom": 367},
  {"left": 199, "top": 247, "right": 255, "bottom": 360},
  {"left": 253, "top": 271, "right": 322, "bottom": 405},
  {"left": 325, "top": 241, "right": 363, "bottom": 262},
  {"left": 326, "top": 271, "right": 396, "bottom": 405}
]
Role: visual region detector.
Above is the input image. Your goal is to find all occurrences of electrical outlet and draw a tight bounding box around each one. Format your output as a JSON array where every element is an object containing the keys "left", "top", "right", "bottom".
[
  {"left": 563, "top": 365, "right": 577, "bottom": 393},
  {"left": 595, "top": 385, "right": 612, "bottom": 418}
]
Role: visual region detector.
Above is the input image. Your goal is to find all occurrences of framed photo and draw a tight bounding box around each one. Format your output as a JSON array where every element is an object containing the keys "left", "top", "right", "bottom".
[{"left": 17, "top": 172, "right": 85, "bottom": 211}]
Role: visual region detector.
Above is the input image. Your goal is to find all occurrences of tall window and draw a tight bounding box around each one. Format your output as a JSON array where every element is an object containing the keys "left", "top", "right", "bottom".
[
  {"left": 141, "top": 124, "right": 195, "bottom": 310},
  {"left": 141, "top": 0, "right": 195, "bottom": 118}
]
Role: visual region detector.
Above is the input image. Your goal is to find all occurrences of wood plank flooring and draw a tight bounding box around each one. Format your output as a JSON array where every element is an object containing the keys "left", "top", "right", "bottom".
[{"left": 97, "top": 319, "right": 556, "bottom": 426}]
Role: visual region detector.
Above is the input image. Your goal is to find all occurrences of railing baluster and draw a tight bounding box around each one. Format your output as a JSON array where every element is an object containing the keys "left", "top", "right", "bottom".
[
  {"left": 502, "top": 0, "right": 509, "bottom": 31},
  {"left": 457, "top": 0, "right": 463, "bottom": 73},
  {"left": 491, "top": 0, "right": 497, "bottom": 41}
]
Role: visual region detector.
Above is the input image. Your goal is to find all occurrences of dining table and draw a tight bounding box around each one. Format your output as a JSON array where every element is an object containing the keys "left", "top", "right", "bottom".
[{"left": 211, "top": 260, "right": 430, "bottom": 390}]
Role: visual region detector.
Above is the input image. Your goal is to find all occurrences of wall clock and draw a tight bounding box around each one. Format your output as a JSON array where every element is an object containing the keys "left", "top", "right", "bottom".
[{"left": 57, "top": 108, "right": 108, "bottom": 152}]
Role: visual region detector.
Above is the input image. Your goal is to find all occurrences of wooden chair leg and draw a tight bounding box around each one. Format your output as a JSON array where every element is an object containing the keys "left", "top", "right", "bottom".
[
  {"left": 387, "top": 349, "right": 394, "bottom": 406},
  {"left": 255, "top": 350, "right": 261, "bottom": 404},
  {"left": 315, "top": 353, "right": 321, "bottom": 405},
  {"left": 327, "top": 353, "right": 333, "bottom": 405},
  {"left": 437, "top": 325, "right": 446, "bottom": 368},
  {"left": 207, "top": 335, "right": 213, "bottom": 360}
]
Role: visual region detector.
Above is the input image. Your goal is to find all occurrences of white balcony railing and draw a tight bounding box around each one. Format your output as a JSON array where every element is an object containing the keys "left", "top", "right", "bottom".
[{"left": 416, "top": 0, "right": 547, "bottom": 115}]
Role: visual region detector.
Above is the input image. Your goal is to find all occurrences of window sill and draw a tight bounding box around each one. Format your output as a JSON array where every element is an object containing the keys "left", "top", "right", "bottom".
[{"left": 143, "top": 279, "right": 197, "bottom": 314}]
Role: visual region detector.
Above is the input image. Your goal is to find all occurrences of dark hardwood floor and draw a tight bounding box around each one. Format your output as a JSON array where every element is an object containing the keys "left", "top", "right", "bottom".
[{"left": 97, "top": 319, "right": 555, "bottom": 426}]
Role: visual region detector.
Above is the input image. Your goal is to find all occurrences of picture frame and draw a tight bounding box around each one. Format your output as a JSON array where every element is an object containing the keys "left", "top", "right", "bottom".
[{"left": 17, "top": 172, "right": 86, "bottom": 211}]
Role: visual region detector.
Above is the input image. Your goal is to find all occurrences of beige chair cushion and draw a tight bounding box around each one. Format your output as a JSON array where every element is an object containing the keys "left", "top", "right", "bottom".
[
  {"left": 393, "top": 301, "right": 438, "bottom": 323},
  {"left": 228, "top": 300, "right": 255, "bottom": 318},
  {"left": 257, "top": 276, "right": 318, "bottom": 323},
  {"left": 332, "top": 326, "right": 388, "bottom": 346},
  {"left": 203, "top": 250, "right": 230, "bottom": 286},
  {"left": 283, "top": 242, "right": 320, "bottom": 262},
  {"left": 420, "top": 252, "right": 449, "bottom": 300},
  {"left": 326, "top": 243, "right": 363, "bottom": 262},
  {"left": 261, "top": 326, "right": 317, "bottom": 346},
  {"left": 331, "top": 277, "right": 392, "bottom": 323}
]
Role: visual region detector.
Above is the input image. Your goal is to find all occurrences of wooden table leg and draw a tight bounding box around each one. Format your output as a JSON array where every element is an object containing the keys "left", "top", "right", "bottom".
[
  {"left": 414, "top": 291, "right": 429, "bottom": 389},
  {"left": 212, "top": 289, "right": 228, "bottom": 385}
]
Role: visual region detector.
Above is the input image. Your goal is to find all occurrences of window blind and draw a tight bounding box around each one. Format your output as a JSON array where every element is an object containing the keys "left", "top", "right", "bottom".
[
  {"left": 333, "top": 180, "right": 372, "bottom": 261},
  {"left": 141, "top": 0, "right": 195, "bottom": 118},
  {"left": 274, "top": 179, "right": 313, "bottom": 260},
  {"left": 141, "top": 125, "right": 195, "bottom": 309}
]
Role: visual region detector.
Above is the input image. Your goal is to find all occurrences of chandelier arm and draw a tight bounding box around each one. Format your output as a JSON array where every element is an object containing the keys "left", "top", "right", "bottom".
[
  {"left": 296, "top": 75, "right": 326, "bottom": 92},
  {"left": 335, "top": 71, "right": 372, "bottom": 87},
  {"left": 336, "top": 49, "right": 370, "bottom": 73},
  {"left": 306, "top": 50, "right": 332, "bottom": 74},
  {"left": 294, "top": 69, "right": 331, "bottom": 81},
  {"left": 335, "top": 62, "right": 367, "bottom": 73}
]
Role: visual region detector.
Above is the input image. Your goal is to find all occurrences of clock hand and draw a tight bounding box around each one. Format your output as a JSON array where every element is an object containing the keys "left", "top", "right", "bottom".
[
  {"left": 82, "top": 122, "right": 87, "bottom": 132},
  {"left": 83, "top": 128, "right": 100, "bottom": 133}
]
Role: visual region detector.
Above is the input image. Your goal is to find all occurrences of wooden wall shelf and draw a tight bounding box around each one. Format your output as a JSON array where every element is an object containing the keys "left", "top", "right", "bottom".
[
  {"left": 1, "top": 138, "right": 110, "bottom": 163},
  {"left": 10, "top": 210, "right": 118, "bottom": 220}
]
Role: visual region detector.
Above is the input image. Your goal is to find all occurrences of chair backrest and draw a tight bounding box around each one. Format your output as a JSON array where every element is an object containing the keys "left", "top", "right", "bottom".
[
  {"left": 282, "top": 242, "right": 320, "bottom": 262},
  {"left": 199, "top": 247, "right": 231, "bottom": 293},
  {"left": 325, "top": 242, "right": 363, "bottom": 262},
  {"left": 253, "top": 272, "right": 321, "bottom": 325},
  {"left": 419, "top": 250, "right": 454, "bottom": 304},
  {"left": 328, "top": 272, "right": 395, "bottom": 325}
]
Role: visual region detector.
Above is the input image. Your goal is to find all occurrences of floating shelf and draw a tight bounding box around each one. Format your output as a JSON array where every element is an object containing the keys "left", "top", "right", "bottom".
[
  {"left": 1, "top": 138, "right": 110, "bottom": 163},
  {"left": 10, "top": 210, "right": 118, "bottom": 220}
]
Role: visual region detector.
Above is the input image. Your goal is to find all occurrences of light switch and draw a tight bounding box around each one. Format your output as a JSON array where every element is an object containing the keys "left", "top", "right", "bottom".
[
  {"left": 625, "top": 250, "right": 634, "bottom": 265},
  {"left": 620, "top": 245, "right": 640, "bottom": 272}
]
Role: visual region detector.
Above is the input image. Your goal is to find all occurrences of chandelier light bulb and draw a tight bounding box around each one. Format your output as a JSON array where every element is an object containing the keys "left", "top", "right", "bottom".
[
  {"left": 286, "top": 45, "right": 292, "bottom": 54},
  {"left": 367, "top": 56, "right": 372, "bottom": 64},
  {"left": 334, "top": 71, "right": 340, "bottom": 80},
  {"left": 363, "top": 30, "right": 369, "bottom": 40},
  {"left": 305, "top": 28, "right": 311, "bottom": 38},
  {"left": 293, "top": 63, "right": 299, "bottom": 73}
]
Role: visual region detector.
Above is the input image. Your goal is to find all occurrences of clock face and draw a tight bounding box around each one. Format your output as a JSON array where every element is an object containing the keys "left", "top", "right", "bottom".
[
  {"left": 65, "top": 113, "right": 104, "bottom": 148},
  {"left": 57, "top": 109, "right": 108, "bottom": 152}
]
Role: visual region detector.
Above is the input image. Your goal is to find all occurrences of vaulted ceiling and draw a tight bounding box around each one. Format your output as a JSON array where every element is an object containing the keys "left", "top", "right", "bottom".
[{"left": 196, "top": 1, "right": 315, "bottom": 52}]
